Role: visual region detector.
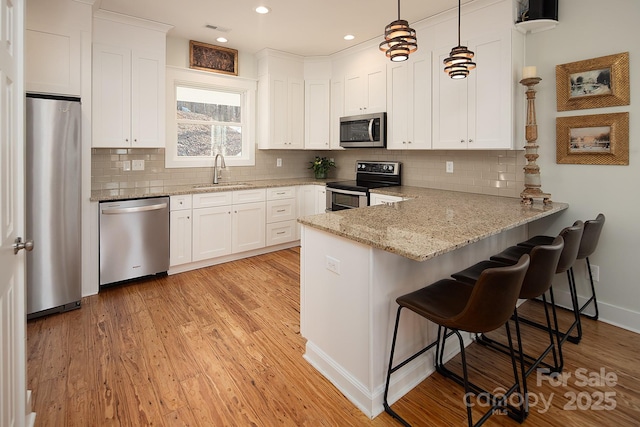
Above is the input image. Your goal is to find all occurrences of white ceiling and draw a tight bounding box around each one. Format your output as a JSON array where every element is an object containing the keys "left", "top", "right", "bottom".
[{"left": 95, "top": 0, "right": 474, "bottom": 56}]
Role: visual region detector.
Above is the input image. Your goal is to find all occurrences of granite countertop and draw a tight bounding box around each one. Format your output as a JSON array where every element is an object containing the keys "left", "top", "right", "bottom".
[
  {"left": 298, "top": 186, "right": 569, "bottom": 262},
  {"left": 90, "top": 178, "right": 331, "bottom": 202}
]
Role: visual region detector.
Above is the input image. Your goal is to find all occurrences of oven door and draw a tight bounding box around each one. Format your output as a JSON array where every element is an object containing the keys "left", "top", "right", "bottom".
[{"left": 326, "top": 188, "right": 368, "bottom": 211}]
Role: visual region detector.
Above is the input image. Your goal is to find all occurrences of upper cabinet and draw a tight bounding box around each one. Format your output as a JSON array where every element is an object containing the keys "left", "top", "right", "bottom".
[
  {"left": 304, "top": 79, "right": 331, "bottom": 149},
  {"left": 386, "top": 51, "right": 432, "bottom": 150},
  {"left": 257, "top": 49, "right": 305, "bottom": 149},
  {"left": 26, "top": 0, "right": 92, "bottom": 96},
  {"left": 432, "top": 30, "right": 517, "bottom": 150},
  {"left": 343, "top": 66, "right": 386, "bottom": 116},
  {"left": 92, "top": 11, "right": 171, "bottom": 148}
]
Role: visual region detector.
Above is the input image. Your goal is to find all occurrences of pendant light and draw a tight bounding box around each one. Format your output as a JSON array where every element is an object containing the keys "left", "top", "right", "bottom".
[
  {"left": 444, "top": 0, "right": 475, "bottom": 79},
  {"left": 379, "top": 0, "right": 417, "bottom": 62}
]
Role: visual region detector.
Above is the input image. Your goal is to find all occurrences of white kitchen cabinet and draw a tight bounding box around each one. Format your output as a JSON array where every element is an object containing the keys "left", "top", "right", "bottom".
[
  {"left": 387, "top": 51, "right": 432, "bottom": 150},
  {"left": 232, "top": 201, "right": 266, "bottom": 253},
  {"left": 257, "top": 50, "right": 306, "bottom": 150},
  {"left": 432, "top": 30, "right": 514, "bottom": 150},
  {"left": 266, "top": 186, "right": 297, "bottom": 246},
  {"left": 304, "top": 79, "right": 330, "bottom": 149},
  {"left": 192, "top": 205, "right": 233, "bottom": 261},
  {"left": 170, "top": 195, "right": 193, "bottom": 267},
  {"left": 330, "top": 78, "right": 345, "bottom": 149},
  {"left": 92, "top": 11, "right": 170, "bottom": 148},
  {"left": 344, "top": 66, "right": 386, "bottom": 116},
  {"left": 370, "top": 193, "right": 405, "bottom": 206},
  {"left": 297, "top": 185, "right": 326, "bottom": 239}
]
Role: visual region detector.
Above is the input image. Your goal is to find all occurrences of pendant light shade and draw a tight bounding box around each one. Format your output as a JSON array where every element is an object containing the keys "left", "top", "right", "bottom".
[
  {"left": 444, "top": 0, "right": 475, "bottom": 78},
  {"left": 379, "top": 0, "right": 417, "bottom": 62}
]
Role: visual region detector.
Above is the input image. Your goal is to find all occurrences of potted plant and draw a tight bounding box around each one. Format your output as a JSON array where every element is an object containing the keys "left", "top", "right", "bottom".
[{"left": 309, "top": 156, "right": 336, "bottom": 179}]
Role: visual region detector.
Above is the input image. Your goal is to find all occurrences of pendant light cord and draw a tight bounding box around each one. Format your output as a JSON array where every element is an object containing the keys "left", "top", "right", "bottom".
[
  {"left": 457, "top": 0, "right": 461, "bottom": 46},
  {"left": 397, "top": 0, "right": 401, "bottom": 20}
]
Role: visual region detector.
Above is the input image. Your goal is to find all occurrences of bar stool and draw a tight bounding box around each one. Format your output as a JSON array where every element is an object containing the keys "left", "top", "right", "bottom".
[
  {"left": 490, "top": 222, "right": 584, "bottom": 347},
  {"left": 519, "top": 214, "right": 605, "bottom": 321},
  {"left": 451, "top": 236, "right": 565, "bottom": 377},
  {"left": 383, "top": 255, "right": 530, "bottom": 427}
]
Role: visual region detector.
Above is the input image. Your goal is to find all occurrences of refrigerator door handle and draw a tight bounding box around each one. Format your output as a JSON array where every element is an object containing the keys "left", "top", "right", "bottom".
[{"left": 101, "top": 202, "right": 168, "bottom": 215}]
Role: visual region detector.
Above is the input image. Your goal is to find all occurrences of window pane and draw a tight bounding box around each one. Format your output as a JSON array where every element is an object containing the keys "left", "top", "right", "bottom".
[
  {"left": 177, "top": 124, "right": 242, "bottom": 157},
  {"left": 177, "top": 86, "right": 241, "bottom": 122}
]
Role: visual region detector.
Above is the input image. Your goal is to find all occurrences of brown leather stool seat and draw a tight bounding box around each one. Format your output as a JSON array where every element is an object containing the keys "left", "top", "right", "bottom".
[
  {"left": 383, "top": 255, "right": 530, "bottom": 427},
  {"left": 518, "top": 214, "right": 605, "bottom": 320},
  {"left": 491, "top": 222, "right": 584, "bottom": 346},
  {"left": 452, "top": 236, "right": 565, "bottom": 376}
]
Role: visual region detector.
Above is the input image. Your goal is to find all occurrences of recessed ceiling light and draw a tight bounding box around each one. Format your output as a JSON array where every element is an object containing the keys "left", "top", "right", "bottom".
[
  {"left": 255, "top": 6, "right": 270, "bottom": 14},
  {"left": 344, "top": 34, "right": 355, "bottom": 41},
  {"left": 216, "top": 37, "right": 228, "bottom": 43}
]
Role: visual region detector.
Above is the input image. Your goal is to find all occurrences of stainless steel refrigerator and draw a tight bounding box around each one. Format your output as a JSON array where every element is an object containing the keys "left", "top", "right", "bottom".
[{"left": 26, "top": 94, "right": 82, "bottom": 318}]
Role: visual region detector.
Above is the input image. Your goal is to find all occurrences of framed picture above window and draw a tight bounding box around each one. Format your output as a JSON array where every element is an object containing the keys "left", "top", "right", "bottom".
[
  {"left": 189, "top": 40, "right": 238, "bottom": 76},
  {"left": 556, "top": 52, "right": 630, "bottom": 111},
  {"left": 556, "top": 112, "right": 629, "bottom": 165}
]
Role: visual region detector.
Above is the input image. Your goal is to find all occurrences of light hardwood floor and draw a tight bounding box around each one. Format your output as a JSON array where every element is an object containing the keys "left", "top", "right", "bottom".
[{"left": 27, "top": 248, "right": 640, "bottom": 426}]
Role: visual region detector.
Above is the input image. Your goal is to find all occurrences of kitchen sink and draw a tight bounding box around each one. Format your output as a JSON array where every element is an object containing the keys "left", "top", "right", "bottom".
[{"left": 192, "top": 183, "right": 253, "bottom": 191}]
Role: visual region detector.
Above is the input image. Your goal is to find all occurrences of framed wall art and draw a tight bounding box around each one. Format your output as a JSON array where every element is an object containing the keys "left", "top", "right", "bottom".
[
  {"left": 189, "top": 40, "right": 238, "bottom": 76},
  {"left": 556, "top": 112, "right": 629, "bottom": 165},
  {"left": 556, "top": 52, "right": 629, "bottom": 111}
]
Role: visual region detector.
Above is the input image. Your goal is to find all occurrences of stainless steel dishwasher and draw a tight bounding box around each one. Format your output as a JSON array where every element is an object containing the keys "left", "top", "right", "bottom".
[{"left": 99, "top": 197, "right": 169, "bottom": 286}]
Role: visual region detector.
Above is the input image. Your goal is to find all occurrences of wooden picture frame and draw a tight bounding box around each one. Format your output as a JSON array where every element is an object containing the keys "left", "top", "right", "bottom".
[
  {"left": 556, "top": 52, "right": 629, "bottom": 111},
  {"left": 556, "top": 112, "right": 629, "bottom": 165},
  {"left": 189, "top": 40, "right": 238, "bottom": 76}
]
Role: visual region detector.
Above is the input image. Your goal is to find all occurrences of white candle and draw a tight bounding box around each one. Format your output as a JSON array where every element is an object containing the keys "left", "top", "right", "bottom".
[{"left": 522, "top": 66, "right": 537, "bottom": 79}]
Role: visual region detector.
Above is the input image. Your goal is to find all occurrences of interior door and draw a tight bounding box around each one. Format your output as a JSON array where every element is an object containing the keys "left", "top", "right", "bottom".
[{"left": 0, "top": 0, "right": 30, "bottom": 425}]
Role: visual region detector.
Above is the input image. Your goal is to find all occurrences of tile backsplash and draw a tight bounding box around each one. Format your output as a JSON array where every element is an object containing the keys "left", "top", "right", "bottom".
[{"left": 91, "top": 147, "right": 525, "bottom": 198}]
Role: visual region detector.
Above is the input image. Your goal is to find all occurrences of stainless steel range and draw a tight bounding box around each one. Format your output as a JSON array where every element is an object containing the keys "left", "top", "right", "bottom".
[{"left": 326, "top": 161, "right": 401, "bottom": 211}]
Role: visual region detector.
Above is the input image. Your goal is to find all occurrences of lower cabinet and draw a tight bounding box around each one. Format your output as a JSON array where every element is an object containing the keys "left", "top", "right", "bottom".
[{"left": 170, "top": 187, "right": 296, "bottom": 269}]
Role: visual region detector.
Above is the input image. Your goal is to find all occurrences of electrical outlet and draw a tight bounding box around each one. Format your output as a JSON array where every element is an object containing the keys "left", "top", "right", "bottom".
[
  {"left": 446, "top": 161, "right": 454, "bottom": 173},
  {"left": 277, "top": 158, "right": 282, "bottom": 167},
  {"left": 132, "top": 159, "right": 145, "bottom": 171},
  {"left": 325, "top": 255, "right": 340, "bottom": 275},
  {"left": 122, "top": 160, "right": 131, "bottom": 171},
  {"left": 590, "top": 264, "right": 600, "bottom": 282}
]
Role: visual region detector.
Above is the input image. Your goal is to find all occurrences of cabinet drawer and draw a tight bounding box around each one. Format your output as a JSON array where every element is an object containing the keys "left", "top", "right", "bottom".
[
  {"left": 233, "top": 188, "right": 266, "bottom": 204},
  {"left": 267, "top": 186, "right": 296, "bottom": 200},
  {"left": 170, "top": 194, "right": 192, "bottom": 211},
  {"left": 266, "top": 220, "right": 297, "bottom": 246},
  {"left": 192, "top": 191, "right": 233, "bottom": 208},
  {"left": 266, "top": 199, "right": 296, "bottom": 223}
]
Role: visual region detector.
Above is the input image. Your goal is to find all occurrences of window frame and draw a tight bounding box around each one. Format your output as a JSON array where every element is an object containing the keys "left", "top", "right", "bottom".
[{"left": 165, "top": 66, "right": 257, "bottom": 168}]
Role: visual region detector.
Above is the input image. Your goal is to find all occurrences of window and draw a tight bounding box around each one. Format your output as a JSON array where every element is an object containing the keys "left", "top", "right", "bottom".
[{"left": 166, "top": 67, "right": 256, "bottom": 168}]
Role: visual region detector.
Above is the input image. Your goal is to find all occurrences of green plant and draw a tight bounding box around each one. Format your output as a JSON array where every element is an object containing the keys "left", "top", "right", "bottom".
[{"left": 308, "top": 156, "right": 336, "bottom": 174}]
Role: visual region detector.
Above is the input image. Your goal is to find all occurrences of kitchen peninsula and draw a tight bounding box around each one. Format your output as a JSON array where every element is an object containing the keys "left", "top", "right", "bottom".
[{"left": 298, "top": 187, "right": 568, "bottom": 418}]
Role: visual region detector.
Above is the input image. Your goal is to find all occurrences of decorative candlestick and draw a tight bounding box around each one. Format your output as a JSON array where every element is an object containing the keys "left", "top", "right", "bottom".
[{"left": 520, "top": 76, "right": 551, "bottom": 205}]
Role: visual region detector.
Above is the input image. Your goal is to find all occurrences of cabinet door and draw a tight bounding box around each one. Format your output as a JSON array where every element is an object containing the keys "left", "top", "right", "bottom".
[
  {"left": 192, "top": 206, "right": 232, "bottom": 261},
  {"left": 314, "top": 185, "right": 327, "bottom": 214},
  {"left": 409, "top": 52, "right": 432, "bottom": 149},
  {"left": 329, "top": 78, "right": 344, "bottom": 149},
  {"left": 344, "top": 73, "right": 365, "bottom": 116},
  {"left": 305, "top": 80, "right": 330, "bottom": 149},
  {"left": 432, "top": 45, "right": 468, "bottom": 149},
  {"left": 288, "top": 78, "right": 305, "bottom": 149},
  {"left": 387, "top": 61, "right": 409, "bottom": 149},
  {"left": 170, "top": 210, "right": 192, "bottom": 266},
  {"left": 469, "top": 32, "right": 511, "bottom": 149},
  {"left": 131, "top": 50, "right": 164, "bottom": 147},
  {"left": 232, "top": 201, "right": 266, "bottom": 253},
  {"left": 365, "top": 66, "right": 386, "bottom": 113},
  {"left": 92, "top": 44, "right": 131, "bottom": 148},
  {"left": 270, "top": 75, "right": 288, "bottom": 149}
]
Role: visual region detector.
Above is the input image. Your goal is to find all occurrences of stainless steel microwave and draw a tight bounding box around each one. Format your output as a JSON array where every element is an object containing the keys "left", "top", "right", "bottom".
[{"left": 339, "top": 112, "right": 386, "bottom": 148}]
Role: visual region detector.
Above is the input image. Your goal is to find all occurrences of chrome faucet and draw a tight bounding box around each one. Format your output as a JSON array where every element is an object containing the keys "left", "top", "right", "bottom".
[{"left": 213, "top": 153, "right": 226, "bottom": 184}]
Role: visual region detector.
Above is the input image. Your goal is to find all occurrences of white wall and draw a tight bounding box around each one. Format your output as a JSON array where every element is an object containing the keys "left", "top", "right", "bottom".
[{"left": 526, "top": 0, "right": 640, "bottom": 331}]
